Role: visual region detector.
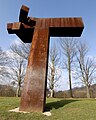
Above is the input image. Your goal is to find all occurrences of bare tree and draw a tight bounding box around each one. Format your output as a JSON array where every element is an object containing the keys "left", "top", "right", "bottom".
[
  {"left": 8, "top": 52, "right": 27, "bottom": 97},
  {"left": 0, "top": 47, "right": 9, "bottom": 79},
  {"left": 10, "top": 40, "right": 31, "bottom": 60},
  {"left": 7, "top": 42, "right": 28, "bottom": 97},
  {"left": 75, "top": 42, "right": 96, "bottom": 98},
  {"left": 60, "top": 37, "right": 78, "bottom": 98},
  {"left": 48, "top": 44, "right": 61, "bottom": 97}
]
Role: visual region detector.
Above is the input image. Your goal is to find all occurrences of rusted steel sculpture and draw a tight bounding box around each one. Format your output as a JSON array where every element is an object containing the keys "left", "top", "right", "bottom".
[{"left": 7, "top": 5, "right": 84, "bottom": 112}]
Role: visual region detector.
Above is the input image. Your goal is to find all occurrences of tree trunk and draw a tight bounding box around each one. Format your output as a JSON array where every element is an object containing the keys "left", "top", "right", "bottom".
[
  {"left": 16, "top": 86, "right": 21, "bottom": 97},
  {"left": 86, "top": 85, "right": 91, "bottom": 98},
  {"left": 68, "top": 58, "right": 73, "bottom": 98},
  {"left": 69, "top": 72, "right": 73, "bottom": 98},
  {"left": 50, "top": 89, "right": 54, "bottom": 98}
]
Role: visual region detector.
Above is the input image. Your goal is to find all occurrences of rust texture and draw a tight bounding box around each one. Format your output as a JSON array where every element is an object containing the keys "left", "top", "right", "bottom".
[{"left": 7, "top": 5, "right": 84, "bottom": 112}]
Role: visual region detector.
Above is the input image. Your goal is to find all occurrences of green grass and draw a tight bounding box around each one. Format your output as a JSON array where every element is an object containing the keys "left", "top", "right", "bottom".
[{"left": 0, "top": 97, "right": 96, "bottom": 120}]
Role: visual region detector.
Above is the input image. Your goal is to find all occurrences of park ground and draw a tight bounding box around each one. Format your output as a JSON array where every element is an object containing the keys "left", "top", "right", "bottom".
[{"left": 0, "top": 97, "right": 96, "bottom": 120}]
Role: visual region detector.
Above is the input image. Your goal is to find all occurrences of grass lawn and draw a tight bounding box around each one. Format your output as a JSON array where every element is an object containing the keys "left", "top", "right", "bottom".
[{"left": 0, "top": 97, "right": 96, "bottom": 120}]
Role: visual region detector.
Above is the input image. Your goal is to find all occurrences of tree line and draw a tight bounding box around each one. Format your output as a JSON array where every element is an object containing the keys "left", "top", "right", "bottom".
[{"left": 0, "top": 38, "right": 96, "bottom": 98}]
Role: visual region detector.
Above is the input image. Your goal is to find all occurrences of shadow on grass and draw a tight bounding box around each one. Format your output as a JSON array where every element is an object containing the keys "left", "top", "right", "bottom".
[{"left": 46, "top": 99, "right": 78, "bottom": 111}]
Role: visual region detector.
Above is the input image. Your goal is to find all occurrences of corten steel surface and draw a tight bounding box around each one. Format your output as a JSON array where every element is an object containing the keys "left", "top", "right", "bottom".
[{"left": 7, "top": 5, "right": 84, "bottom": 112}]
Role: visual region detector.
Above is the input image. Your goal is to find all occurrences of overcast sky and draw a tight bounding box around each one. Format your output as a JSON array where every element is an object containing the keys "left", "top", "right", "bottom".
[{"left": 0, "top": 0, "right": 96, "bottom": 90}]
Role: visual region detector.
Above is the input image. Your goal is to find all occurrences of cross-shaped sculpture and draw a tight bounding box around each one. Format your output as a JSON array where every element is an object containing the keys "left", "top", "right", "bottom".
[{"left": 7, "top": 5, "right": 84, "bottom": 112}]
